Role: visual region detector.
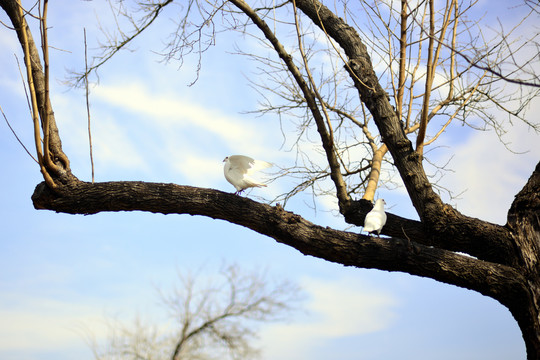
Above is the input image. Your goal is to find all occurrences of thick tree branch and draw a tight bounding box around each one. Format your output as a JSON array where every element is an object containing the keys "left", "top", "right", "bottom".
[
  {"left": 31, "top": 180, "right": 527, "bottom": 310},
  {"left": 506, "top": 161, "right": 540, "bottom": 358},
  {"left": 507, "top": 161, "right": 540, "bottom": 272}
]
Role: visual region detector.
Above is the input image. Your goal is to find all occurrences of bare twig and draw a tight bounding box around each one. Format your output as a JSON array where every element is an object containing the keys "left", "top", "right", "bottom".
[
  {"left": 84, "top": 28, "right": 95, "bottom": 183},
  {"left": 0, "top": 105, "right": 39, "bottom": 163},
  {"left": 14, "top": 54, "right": 34, "bottom": 122},
  {"left": 71, "top": 0, "right": 173, "bottom": 87}
]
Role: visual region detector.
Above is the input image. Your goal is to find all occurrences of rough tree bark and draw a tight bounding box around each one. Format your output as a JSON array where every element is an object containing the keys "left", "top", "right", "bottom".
[{"left": 2, "top": 0, "right": 539, "bottom": 358}]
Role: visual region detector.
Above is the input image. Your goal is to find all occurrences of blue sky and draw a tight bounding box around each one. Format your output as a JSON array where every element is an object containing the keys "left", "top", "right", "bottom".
[{"left": 1, "top": 1, "right": 539, "bottom": 359}]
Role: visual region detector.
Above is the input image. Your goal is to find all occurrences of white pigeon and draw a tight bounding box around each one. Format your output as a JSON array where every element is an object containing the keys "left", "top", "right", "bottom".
[
  {"left": 363, "top": 199, "right": 387, "bottom": 236},
  {"left": 223, "top": 155, "right": 272, "bottom": 195}
]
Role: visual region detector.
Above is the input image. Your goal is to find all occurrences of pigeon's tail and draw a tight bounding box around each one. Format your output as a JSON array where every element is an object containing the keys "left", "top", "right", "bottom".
[
  {"left": 250, "top": 160, "right": 272, "bottom": 172},
  {"left": 245, "top": 179, "right": 267, "bottom": 188}
]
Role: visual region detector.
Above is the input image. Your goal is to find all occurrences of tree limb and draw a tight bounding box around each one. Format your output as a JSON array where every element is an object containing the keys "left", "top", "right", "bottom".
[
  {"left": 1, "top": 0, "right": 73, "bottom": 183},
  {"left": 31, "top": 179, "right": 527, "bottom": 310}
]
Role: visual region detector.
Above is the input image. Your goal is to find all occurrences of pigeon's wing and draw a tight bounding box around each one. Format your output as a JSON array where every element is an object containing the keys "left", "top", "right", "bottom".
[
  {"left": 245, "top": 159, "right": 272, "bottom": 175},
  {"left": 244, "top": 159, "right": 271, "bottom": 187},
  {"left": 230, "top": 155, "right": 271, "bottom": 178},
  {"left": 228, "top": 155, "right": 256, "bottom": 174},
  {"left": 379, "top": 211, "right": 387, "bottom": 227}
]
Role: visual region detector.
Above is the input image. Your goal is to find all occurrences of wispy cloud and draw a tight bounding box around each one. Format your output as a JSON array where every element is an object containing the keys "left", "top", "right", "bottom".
[
  {"left": 171, "top": 153, "right": 224, "bottom": 188},
  {"left": 92, "top": 82, "right": 266, "bottom": 148},
  {"left": 0, "top": 294, "right": 105, "bottom": 352},
  {"left": 259, "top": 276, "right": 398, "bottom": 359},
  {"left": 436, "top": 109, "right": 540, "bottom": 224}
]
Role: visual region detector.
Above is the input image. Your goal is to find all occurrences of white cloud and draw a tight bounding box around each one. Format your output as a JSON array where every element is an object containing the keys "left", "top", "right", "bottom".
[
  {"left": 303, "top": 277, "right": 397, "bottom": 336},
  {"left": 436, "top": 109, "right": 539, "bottom": 224},
  {"left": 172, "top": 153, "right": 224, "bottom": 188},
  {"left": 92, "top": 115, "right": 150, "bottom": 174},
  {"left": 92, "top": 82, "right": 264, "bottom": 149},
  {"left": 259, "top": 276, "right": 398, "bottom": 359},
  {"left": 0, "top": 294, "right": 106, "bottom": 352}
]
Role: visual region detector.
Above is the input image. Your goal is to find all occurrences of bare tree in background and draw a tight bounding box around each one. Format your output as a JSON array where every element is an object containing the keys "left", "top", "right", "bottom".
[
  {"left": 86, "top": 264, "right": 301, "bottom": 360},
  {"left": 1, "top": 0, "right": 539, "bottom": 358}
]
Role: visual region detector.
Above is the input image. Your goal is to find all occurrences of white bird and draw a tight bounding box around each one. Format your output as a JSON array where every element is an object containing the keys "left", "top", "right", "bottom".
[
  {"left": 223, "top": 155, "right": 272, "bottom": 195},
  {"left": 363, "top": 199, "right": 387, "bottom": 236}
]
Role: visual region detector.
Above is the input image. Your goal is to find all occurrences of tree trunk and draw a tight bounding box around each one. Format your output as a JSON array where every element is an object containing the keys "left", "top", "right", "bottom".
[{"left": 506, "top": 162, "right": 540, "bottom": 359}]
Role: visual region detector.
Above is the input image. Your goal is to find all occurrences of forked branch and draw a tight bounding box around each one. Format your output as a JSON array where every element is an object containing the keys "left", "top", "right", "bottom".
[
  {"left": 229, "top": 0, "right": 351, "bottom": 209},
  {"left": 416, "top": 0, "right": 456, "bottom": 156},
  {"left": 16, "top": 0, "right": 56, "bottom": 188}
]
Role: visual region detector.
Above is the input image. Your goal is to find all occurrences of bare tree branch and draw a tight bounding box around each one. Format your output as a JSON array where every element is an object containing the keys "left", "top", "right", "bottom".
[
  {"left": 67, "top": 0, "right": 173, "bottom": 87},
  {"left": 87, "top": 263, "right": 301, "bottom": 360}
]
